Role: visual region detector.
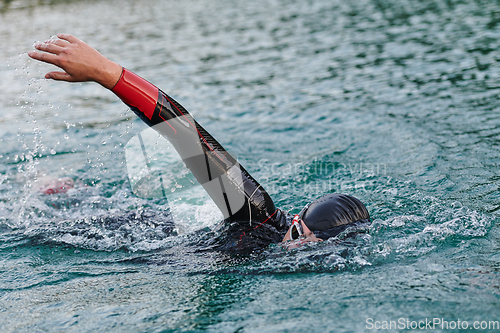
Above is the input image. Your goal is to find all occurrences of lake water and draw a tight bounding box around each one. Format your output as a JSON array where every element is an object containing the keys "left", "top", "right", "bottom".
[{"left": 1, "top": 0, "right": 499, "bottom": 331}]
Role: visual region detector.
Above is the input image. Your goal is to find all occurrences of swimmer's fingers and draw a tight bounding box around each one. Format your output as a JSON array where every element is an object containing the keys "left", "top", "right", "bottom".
[
  {"left": 45, "top": 38, "right": 71, "bottom": 48},
  {"left": 28, "top": 39, "right": 67, "bottom": 66},
  {"left": 45, "top": 71, "right": 75, "bottom": 82},
  {"left": 28, "top": 50, "right": 59, "bottom": 66},
  {"left": 34, "top": 41, "right": 65, "bottom": 55},
  {"left": 56, "top": 33, "right": 79, "bottom": 44},
  {"left": 28, "top": 47, "right": 87, "bottom": 82}
]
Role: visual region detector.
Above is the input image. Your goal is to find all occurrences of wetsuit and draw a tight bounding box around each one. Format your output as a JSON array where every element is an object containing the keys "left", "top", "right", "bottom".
[{"left": 112, "top": 68, "right": 290, "bottom": 252}]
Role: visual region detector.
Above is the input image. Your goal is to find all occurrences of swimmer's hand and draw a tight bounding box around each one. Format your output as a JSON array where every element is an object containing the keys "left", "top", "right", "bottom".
[
  {"left": 281, "top": 233, "right": 324, "bottom": 250},
  {"left": 281, "top": 220, "right": 323, "bottom": 250},
  {"left": 28, "top": 34, "right": 122, "bottom": 89}
]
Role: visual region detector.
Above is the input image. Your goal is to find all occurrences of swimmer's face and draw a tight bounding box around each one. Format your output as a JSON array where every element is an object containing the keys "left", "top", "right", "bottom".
[{"left": 282, "top": 218, "right": 323, "bottom": 245}]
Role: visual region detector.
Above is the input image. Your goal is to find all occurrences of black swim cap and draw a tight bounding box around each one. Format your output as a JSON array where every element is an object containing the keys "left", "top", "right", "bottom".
[{"left": 302, "top": 193, "right": 370, "bottom": 239}]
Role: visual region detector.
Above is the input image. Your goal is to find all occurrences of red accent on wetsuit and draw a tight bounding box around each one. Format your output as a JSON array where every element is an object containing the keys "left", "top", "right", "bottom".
[{"left": 111, "top": 68, "right": 159, "bottom": 120}]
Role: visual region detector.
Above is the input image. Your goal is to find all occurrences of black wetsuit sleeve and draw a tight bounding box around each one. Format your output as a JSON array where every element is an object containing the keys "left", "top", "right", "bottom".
[{"left": 111, "top": 68, "right": 282, "bottom": 228}]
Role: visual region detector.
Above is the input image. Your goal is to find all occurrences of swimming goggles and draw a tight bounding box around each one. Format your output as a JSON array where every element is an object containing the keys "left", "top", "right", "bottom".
[{"left": 290, "top": 203, "right": 310, "bottom": 240}]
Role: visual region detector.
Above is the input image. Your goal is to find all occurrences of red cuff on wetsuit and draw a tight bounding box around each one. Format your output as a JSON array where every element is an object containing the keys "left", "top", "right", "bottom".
[{"left": 111, "top": 68, "right": 159, "bottom": 120}]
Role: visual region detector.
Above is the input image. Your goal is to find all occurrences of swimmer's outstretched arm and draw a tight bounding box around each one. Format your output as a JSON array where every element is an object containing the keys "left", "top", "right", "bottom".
[{"left": 29, "top": 34, "right": 285, "bottom": 231}]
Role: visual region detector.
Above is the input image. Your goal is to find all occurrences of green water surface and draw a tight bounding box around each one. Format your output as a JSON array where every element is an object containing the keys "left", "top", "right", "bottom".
[{"left": 0, "top": 0, "right": 499, "bottom": 332}]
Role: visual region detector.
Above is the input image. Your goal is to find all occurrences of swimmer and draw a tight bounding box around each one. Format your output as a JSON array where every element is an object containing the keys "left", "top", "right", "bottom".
[{"left": 28, "top": 34, "right": 370, "bottom": 252}]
